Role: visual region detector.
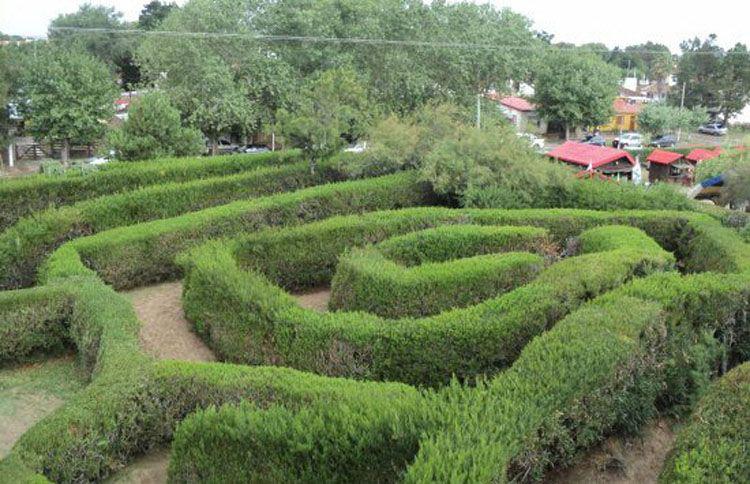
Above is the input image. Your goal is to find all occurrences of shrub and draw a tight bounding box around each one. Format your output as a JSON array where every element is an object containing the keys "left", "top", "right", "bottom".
[
  {"left": 181, "top": 223, "right": 674, "bottom": 386},
  {"left": 0, "top": 160, "right": 342, "bottom": 289},
  {"left": 660, "top": 362, "right": 750, "bottom": 483},
  {"left": 39, "top": 171, "right": 434, "bottom": 289},
  {"left": 106, "top": 92, "right": 204, "bottom": 160},
  {"left": 0, "top": 149, "right": 300, "bottom": 231},
  {"left": 330, "top": 247, "right": 544, "bottom": 318}
]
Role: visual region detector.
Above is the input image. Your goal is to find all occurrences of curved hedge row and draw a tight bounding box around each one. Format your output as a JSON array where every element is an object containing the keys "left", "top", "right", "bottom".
[
  {"left": 169, "top": 269, "right": 750, "bottom": 483},
  {"left": 0, "top": 150, "right": 300, "bottom": 231},
  {"left": 330, "top": 249, "right": 543, "bottom": 318},
  {"left": 329, "top": 225, "right": 548, "bottom": 317},
  {"left": 2, "top": 162, "right": 749, "bottom": 483},
  {"left": 660, "top": 362, "right": 750, "bottom": 482},
  {"left": 180, "top": 219, "right": 674, "bottom": 386},
  {"left": 0, "top": 160, "right": 341, "bottom": 289},
  {"left": 35, "top": 171, "right": 433, "bottom": 290}
]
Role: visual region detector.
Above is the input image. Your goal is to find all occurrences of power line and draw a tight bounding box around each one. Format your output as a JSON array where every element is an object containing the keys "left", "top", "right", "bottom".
[{"left": 46, "top": 26, "right": 749, "bottom": 56}]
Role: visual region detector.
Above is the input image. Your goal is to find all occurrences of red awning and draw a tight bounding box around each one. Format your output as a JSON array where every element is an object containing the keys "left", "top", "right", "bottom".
[
  {"left": 647, "top": 149, "right": 683, "bottom": 165},
  {"left": 547, "top": 141, "right": 636, "bottom": 169}
]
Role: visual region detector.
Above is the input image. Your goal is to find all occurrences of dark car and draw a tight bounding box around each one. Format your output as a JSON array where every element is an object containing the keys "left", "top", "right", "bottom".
[
  {"left": 649, "top": 134, "right": 677, "bottom": 148},
  {"left": 581, "top": 134, "right": 606, "bottom": 146}
]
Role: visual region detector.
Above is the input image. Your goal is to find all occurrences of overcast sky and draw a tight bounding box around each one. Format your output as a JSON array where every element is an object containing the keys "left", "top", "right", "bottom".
[{"left": 1, "top": 0, "right": 747, "bottom": 53}]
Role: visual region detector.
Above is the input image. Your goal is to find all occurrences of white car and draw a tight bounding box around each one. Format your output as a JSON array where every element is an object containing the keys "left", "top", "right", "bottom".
[
  {"left": 344, "top": 141, "right": 368, "bottom": 153},
  {"left": 613, "top": 132, "right": 643, "bottom": 150},
  {"left": 516, "top": 132, "right": 545, "bottom": 151},
  {"left": 698, "top": 123, "right": 728, "bottom": 136}
]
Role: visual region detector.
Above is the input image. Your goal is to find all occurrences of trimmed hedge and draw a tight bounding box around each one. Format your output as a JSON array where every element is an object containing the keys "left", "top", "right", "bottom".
[
  {"left": 374, "top": 225, "right": 552, "bottom": 266},
  {"left": 39, "top": 171, "right": 434, "bottom": 290},
  {"left": 0, "top": 160, "right": 339, "bottom": 289},
  {"left": 0, "top": 286, "right": 72, "bottom": 364},
  {"left": 181, "top": 223, "right": 674, "bottom": 386},
  {"left": 0, "top": 150, "right": 300, "bottom": 231},
  {"left": 660, "top": 362, "right": 750, "bottom": 483},
  {"left": 168, "top": 268, "right": 750, "bottom": 483},
  {"left": 330, "top": 247, "right": 544, "bottom": 318}
]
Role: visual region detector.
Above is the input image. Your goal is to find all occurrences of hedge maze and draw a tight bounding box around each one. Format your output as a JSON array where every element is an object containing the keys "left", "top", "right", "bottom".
[{"left": 0, "top": 151, "right": 749, "bottom": 483}]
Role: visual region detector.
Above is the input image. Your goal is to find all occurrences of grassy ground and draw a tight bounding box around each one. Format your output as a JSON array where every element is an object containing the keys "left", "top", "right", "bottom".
[{"left": 0, "top": 355, "right": 87, "bottom": 458}]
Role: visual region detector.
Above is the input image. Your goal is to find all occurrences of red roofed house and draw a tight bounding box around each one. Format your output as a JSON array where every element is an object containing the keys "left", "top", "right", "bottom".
[
  {"left": 685, "top": 148, "right": 722, "bottom": 163},
  {"left": 547, "top": 141, "right": 636, "bottom": 179},
  {"left": 647, "top": 149, "right": 692, "bottom": 184},
  {"left": 488, "top": 93, "right": 548, "bottom": 133}
]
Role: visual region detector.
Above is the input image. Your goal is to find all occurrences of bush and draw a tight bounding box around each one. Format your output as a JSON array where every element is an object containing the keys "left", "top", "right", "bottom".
[
  {"left": 0, "top": 149, "right": 300, "bottom": 231},
  {"left": 0, "top": 160, "right": 342, "bottom": 289},
  {"left": 181, "top": 222, "right": 674, "bottom": 386},
  {"left": 330, "top": 228, "right": 545, "bottom": 317},
  {"left": 106, "top": 92, "right": 204, "bottom": 160},
  {"left": 660, "top": 362, "right": 750, "bottom": 482},
  {"left": 39, "top": 171, "right": 434, "bottom": 289}
]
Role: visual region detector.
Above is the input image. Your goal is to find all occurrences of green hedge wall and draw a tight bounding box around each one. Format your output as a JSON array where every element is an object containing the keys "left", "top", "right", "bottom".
[
  {"left": 0, "top": 286, "right": 72, "bottom": 364},
  {"left": 181, "top": 223, "right": 674, "bottom": 386},
  {"left": 374, "top": 225, "right": 551, "bottom": 266},
  {"left": 0, "top": 150, "right": 300, "bottom": 231},
  {"left": 330, "top": 247, "right": 544, "bottom": 318},
  {"left": 39, "top": 171, "right": 434, "bottom": 290},
  {"left": 660, "top": 362, "right": 750, "bottom": 482},
  {"left": 0, "top": 160, "right": 339, "bottom": 289}
]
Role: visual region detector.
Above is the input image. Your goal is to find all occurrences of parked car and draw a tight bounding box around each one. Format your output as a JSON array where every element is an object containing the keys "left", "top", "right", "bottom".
[
  {"left": 649, "top": 134, "right": 677, "bottom": 148},
  {"left": 235, "top": 144, "right": 270, "bottom": 154},
  {"left": 581, "top": 134, "right": 606, "bottom": 146},
  {"left": 516, "top": 132, "right": 545, "bottom": 151},
  {"left": 613, "top": 132, "right": 643, "bottom": 150},
  {"left": 698, "top": 123, "right": 728, "bottom": 136}
]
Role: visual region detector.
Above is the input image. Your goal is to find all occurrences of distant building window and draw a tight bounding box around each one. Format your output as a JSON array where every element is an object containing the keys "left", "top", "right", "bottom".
[{"left": 616, "top": 116, "right": 624, "bottom": 125}]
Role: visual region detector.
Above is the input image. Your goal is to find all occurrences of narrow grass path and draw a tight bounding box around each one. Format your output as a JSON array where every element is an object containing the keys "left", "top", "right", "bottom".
[
  {"left": 544, "top": 418, "right": 677, "bottom": 484},
  {"left": 0, "top": 355, "right": 86, "bottom": 459}
]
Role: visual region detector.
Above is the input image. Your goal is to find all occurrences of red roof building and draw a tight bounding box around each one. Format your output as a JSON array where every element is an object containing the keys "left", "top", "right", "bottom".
[
  {"left": 498, "top": 96, "right": 536, "bottom": 112},
  {"left": 548, "top": 141, "right": 635, "bottom": 169},
  {"left": 647, "top": 149, "right": 683, "bottom": 165},
  {"left": 686, "top": 148, "right": 722, "bottom": 162}
]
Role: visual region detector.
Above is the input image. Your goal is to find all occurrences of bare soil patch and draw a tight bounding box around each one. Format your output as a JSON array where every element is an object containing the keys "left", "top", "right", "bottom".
[
  {"left": 105, "top": 448, "right": 170, "bottom": 484},
  {"left": 292, "top": 287, "right": 331, "bottom": 312},
  {"left": 545, "top": 418, "right": 677, "bottom": 484},
  {"left": 123, "top": 281, "right": 215, "bottom": 362},
  {"left": 0, "top": 355, "right": 85, "bottom": 459}
]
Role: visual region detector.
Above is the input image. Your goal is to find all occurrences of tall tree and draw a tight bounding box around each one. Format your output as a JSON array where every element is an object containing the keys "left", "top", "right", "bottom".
[
  {"left": 276, "top": 68, "right": 371, "bottom": 168},
  {"left": 674, "top": 35, "right": 750, "bottom": 123},
  {"left": 106, "top": 91, "right": 204, "bottom": 160},
  {"left": 22, "top": 45, "right": 118, "bottom": 163},
  {"left": 49, "top": 4, "right": 139, "bottom": 88},
  {"left": 138, "top": 1, "right": 178, "bottom": 30},
  {"left": 534, "top": 49, "right": 620, "bottom": 139}
]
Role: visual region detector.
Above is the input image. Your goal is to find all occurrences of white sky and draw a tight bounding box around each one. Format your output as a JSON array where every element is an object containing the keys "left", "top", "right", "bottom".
[{"left": 0, "top": 0, "right": 748, "bottom": 52}]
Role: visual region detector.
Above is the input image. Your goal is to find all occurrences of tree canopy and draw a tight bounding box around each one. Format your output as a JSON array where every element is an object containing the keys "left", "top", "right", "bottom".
[
  {"left": 533, "top": 49, "right": 620, "bottom": 138},
  {"left": 107, "top": 91, "right": 203, "bottom": 160},
  {"left": 21, "top": 44, "right": 119, "bottom": 162},
  {"left": 676, "top": 35, "right": 750, "bottom": 122},
  {"left": 637, "top": 103, "right": 706, "bottom": 136}
]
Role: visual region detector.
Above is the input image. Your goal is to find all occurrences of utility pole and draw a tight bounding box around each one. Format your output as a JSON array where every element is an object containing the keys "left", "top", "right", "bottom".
[
  {"left": 476, "top": 93, "right": 481, "bottom": 129},
  {"left": 677, "top": 82, "right": 686, "bottom": 142}
]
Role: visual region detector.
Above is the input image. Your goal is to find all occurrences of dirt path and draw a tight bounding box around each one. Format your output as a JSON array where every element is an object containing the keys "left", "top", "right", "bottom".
[
  {"left": 545, "top": 418, "right": 676, "bottom": 484},
  {"left": 105, "top": 448, "right": 170, "bottom": 484},
  {"left": 292, "top": 287, "right": 331, "bottom": 312},
  {"left": 123, "top": 281, "right": 215, "bottom": 362},
  {"left": 0, "top": 356, "right": 85, "bottom": 459}
]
